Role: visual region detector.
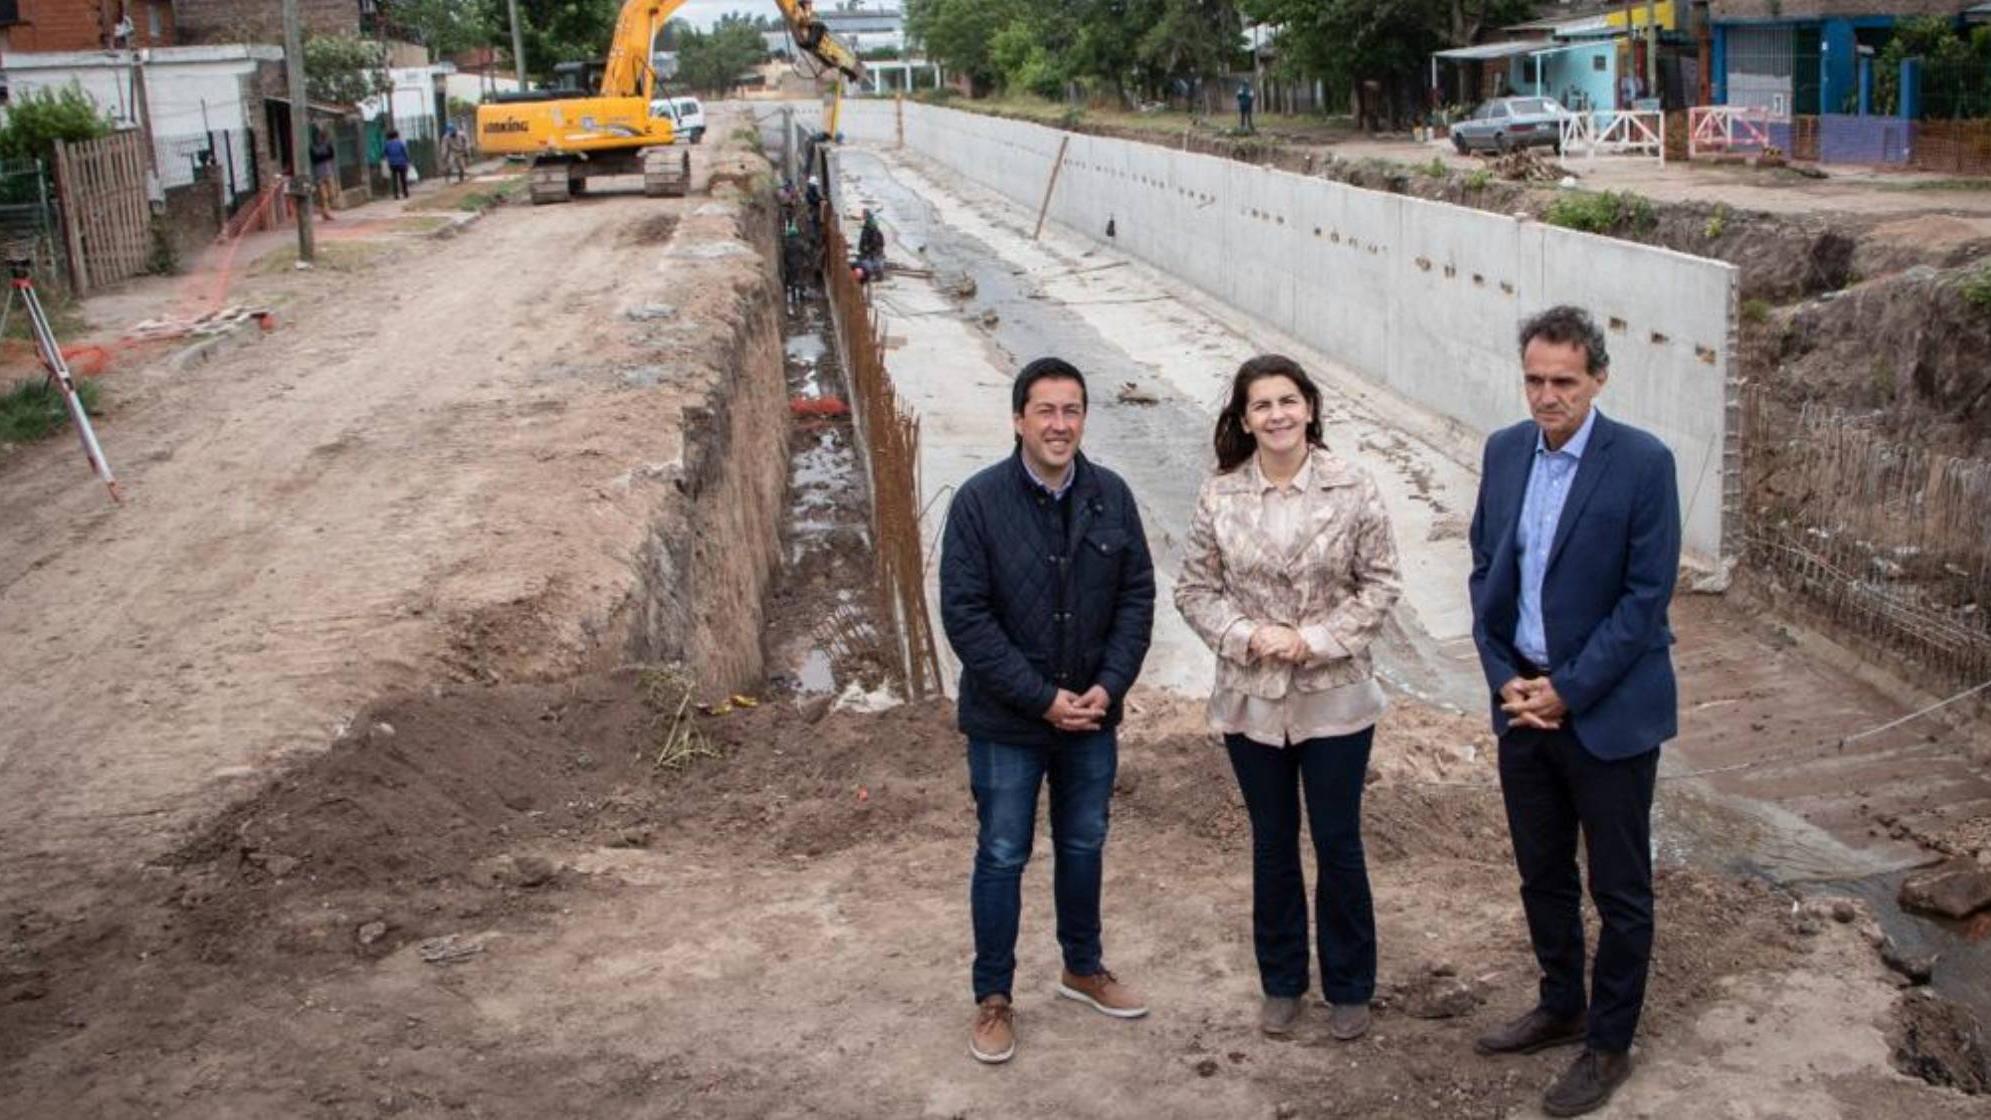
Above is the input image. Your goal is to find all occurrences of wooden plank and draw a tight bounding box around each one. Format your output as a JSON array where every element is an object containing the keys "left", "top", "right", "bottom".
[{"left": 52, "top": 138, "right": 89, "bottom": 293}]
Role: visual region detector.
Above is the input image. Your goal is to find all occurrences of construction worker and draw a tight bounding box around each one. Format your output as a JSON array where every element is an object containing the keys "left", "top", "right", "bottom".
[
  {"left": 854, "top": 208, "right": 886, "bottom": 283},
  {"left": 442, "top": 124, "right": 472, "bottom": 184},
  {"left": 783, "top": 221, "right": 812, "bottom": 306},
  {"left": 1238, "top": 81, "right": 1255, "bottom": 133}
]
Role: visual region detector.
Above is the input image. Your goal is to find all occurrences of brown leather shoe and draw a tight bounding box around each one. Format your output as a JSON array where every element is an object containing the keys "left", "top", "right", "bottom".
[
  {"left": 1474, "top": 1006, "right": 1586, "bottom": 1055},
  {"left": 1542, "top": 1048, "right": 1632, "bottom": 1116},
  {"left": 1056, "top": 968, "right": 1149, "bottom": 1018},
  {"left": 970, "top": 995, "right": 1015, "bottom": 1064}
]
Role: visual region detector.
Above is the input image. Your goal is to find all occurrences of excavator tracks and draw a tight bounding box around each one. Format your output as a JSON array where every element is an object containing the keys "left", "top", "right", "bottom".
[{"left": 643, "top": 148, "right": 692, "bottom": 198}]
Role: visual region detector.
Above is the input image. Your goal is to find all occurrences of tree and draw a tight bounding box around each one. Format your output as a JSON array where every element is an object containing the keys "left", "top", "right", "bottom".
[
  {"left": 1875, "top": 16, "right": 1991, "bottom": 119},
  {"left": 474, "top": 0, "right": 621, "bottom": 81},
  {"left": 676, "top": 22, "right": 767, "bottom": 95},
  {"left": 1241, "top": 0, "right": 1532, "bottom": 127},
  {"left": 304, "top": 34, "right": 393, "bottom": 106},
  {"left": 387, "top": 0, "right": 494, "bottom": 59},
  {"left": 905, "top": 0, "right": 1004, "bottom": 91}
]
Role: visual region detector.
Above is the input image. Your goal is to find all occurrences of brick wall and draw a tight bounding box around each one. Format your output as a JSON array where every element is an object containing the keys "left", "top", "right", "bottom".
[
  {"left": 173, "top": 0, "right": 358, "bottom": 44},
  {"left": 2, "top": 0, "right": 174, "bottom": 51}
]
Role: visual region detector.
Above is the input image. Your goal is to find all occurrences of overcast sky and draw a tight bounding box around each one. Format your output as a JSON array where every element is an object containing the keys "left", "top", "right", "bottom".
[{"left": 673, "top": 0, "right": 900, "bottom": 31}]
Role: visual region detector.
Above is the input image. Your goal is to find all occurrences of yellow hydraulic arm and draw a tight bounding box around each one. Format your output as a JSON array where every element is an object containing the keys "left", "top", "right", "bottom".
[{"left": 774, "top": 0, "right": 867, "bottom": 84}]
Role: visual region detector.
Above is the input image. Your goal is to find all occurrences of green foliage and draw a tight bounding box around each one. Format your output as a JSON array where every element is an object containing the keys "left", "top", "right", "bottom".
[
  {"left": 675, "top": 22, "right": 766, "bottom": 95},
  {"left": 387, "top": 0, "right": 493, "bottom": 60},
  {"left": 0, "top": 377, "right": 101, "bottom": 445},
  {"left": 147, "top": 219, "right": 178, "bottom": 275},
  {"left": 475, "top": 0, "right": 621, "bottom": 83},
  {"left": 1242, "top": 0, "right": 1534, "bottom": 120},
  {"left": 1875, "top": 17, "right": 1991, "bottom": 118},
  {"left": 1741, "top": 298, "right": 1771, "bottom": 324},
  {"left": 0, "top": 86, "right": 114, "bottom": 163},
  {"left": 1704, "top": 203, "right": 1729, "bottom": 240},
  {"left": 1463, "top": 168, "right": 1492, "bottom": 191},
  {"left": 1961, "top": 265, "right": 1991, "bottom": 312},
  {"left": 304, "top": 35, "right": 392, "bottom": 106},
  {"left": 909, "top": 0, "right": 1242, "bottom": 100},
  {"left": 1545, "top": 190, "right": 1657, "bottom": 235},
  {"left": 1419, "top": 155, "right": 1446, "bottom": 178}
]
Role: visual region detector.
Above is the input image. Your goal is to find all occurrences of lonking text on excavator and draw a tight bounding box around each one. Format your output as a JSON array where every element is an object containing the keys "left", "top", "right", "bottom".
[{"left": 475, "top": 0, "right": 864, "bottom": 205}]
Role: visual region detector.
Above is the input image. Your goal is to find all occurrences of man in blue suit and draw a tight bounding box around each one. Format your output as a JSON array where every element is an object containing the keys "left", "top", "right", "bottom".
[{"left": 1466, "top": 305, "right": 1680, "bottom": 1117}]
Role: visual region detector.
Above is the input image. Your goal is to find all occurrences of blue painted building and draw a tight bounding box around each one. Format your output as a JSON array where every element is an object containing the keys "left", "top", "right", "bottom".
[{"left": 1711, "top": 0, "right": 1983, "bottom": 117}]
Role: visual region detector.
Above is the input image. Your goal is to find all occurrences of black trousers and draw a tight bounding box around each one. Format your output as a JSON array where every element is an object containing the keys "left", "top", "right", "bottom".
[
  {"left": 1225, "top": 728, "right": 1376, "bottom": 1005},
  {"left": 390, "top": 166, "right": 409, "bottom": 199},
  {"left": 1497, "top": 724, "right": 1658, "bottom": 1053}
]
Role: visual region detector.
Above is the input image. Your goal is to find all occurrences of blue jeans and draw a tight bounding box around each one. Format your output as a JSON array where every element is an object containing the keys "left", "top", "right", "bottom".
[
  {"left": 1225, "top": 728, "right": 1377, "bottom": 1004},
  {"left": 968, "top": 730, "right": 1117, "bottom": 1002}
]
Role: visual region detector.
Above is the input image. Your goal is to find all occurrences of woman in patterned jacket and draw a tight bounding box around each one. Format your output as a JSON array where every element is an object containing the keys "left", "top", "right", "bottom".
[{"left": 1175, "top": 354, "right": 1402, "bottom": 1043}]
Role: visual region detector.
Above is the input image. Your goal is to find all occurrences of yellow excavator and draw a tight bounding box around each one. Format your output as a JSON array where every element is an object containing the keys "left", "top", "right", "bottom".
[{"left": 476, "top": 0, "right": 864, "bottom": 205}]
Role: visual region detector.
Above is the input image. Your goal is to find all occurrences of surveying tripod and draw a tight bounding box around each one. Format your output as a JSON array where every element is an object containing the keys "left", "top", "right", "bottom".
[{"left": 2, "top": 257, "right": 120, "bottom": 503}]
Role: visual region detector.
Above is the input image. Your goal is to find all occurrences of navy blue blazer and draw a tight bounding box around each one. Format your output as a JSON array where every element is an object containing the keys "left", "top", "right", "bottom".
[{"left": 1467, "top": 410, "right": 1681, "bottom": 759}]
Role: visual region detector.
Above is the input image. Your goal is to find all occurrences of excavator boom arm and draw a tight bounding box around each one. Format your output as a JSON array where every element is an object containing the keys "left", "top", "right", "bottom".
[
  {"left": 601, "top": 0, "right": 685, "bottom": 99},
  {"left": 772, "top": 0, "right": 866, "bottom": 83}
]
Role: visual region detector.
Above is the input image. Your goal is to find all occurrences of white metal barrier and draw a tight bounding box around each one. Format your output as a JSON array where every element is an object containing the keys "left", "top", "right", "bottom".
[
  {"left": 1558, "top": 110, "right": 1665, "bottom": 162},
  {"left": 1687, "top": 105, "right": 1774, "bottom": 159}
]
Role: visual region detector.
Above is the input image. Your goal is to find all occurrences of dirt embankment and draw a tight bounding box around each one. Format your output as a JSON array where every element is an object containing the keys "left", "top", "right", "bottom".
[{"left": 1, "top": 676, "right": 1904, "bottom": 1118}]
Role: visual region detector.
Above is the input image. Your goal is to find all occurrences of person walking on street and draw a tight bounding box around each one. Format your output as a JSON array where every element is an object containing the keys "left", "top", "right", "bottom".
[
  {"left": 383, "top": 129, "right": 412, "bottom": 200},
  {"left": 1467, "top": 305, "right": 1681, "bottom": 1117},
  {"left": 940, "top": 357, "right": 1156, "bottom": 1065},
  {"left": 1238, "top": 82, "right": 1256, "bottom": 133},
  {"left": 442, "top": 124, "right": 471, "bottom": 184},
  {"left": 308, "top": 126, "right": 338, "bottom": 221},
  {"left": 1176, "top": 355, "right": 1401, "bottom": 1043}
]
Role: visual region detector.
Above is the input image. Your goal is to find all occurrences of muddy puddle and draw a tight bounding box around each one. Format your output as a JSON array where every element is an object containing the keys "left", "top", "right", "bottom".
[{"left": 765, "top": 296, "right": 894, "bottom": 702}]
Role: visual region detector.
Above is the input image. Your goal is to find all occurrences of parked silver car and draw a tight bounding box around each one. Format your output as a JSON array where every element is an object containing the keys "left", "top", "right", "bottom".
[{"left": 1450, "top": 96, "right": 1568, "bottom": 154}]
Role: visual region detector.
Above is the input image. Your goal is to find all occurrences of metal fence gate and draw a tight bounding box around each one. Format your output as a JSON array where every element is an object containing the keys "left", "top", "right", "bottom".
[
  {"left": 0, "top": 158, "right": 67, "bottom": 293},
  {"left": 52, "top": 131, "right": 151, "bottom": 294}
]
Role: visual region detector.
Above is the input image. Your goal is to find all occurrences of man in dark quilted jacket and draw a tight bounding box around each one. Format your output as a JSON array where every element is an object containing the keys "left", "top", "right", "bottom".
[{"left": 940, "top": 357, "right": 1156, "bottom": 1065}]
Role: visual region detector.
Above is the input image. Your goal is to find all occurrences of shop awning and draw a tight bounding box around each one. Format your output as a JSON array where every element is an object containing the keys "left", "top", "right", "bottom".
[{"left": 1432, "top": 40, "right": 1549, "bottom": 63}]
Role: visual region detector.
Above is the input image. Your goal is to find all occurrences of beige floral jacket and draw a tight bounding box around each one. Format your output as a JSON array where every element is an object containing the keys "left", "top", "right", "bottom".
[{"left": 1174, "top": 448, "right": 1402, "bottom": 700}]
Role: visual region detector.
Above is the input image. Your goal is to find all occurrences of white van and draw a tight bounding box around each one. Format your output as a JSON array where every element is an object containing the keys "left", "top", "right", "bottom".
[
  {"left": 646, "top": 96, "right": 706, "bottom": 144},
  {"left": 669, "top": 97, "right": 705, "bottom": 144}
]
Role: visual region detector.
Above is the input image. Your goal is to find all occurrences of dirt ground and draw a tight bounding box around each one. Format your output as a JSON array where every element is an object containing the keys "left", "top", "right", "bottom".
[
  {"left": 1, "top": 108, "right": 1986, "bottom": 1118},
  {"left": 0, "top": 137, "right": 773, "bottom": 928},
  {"left": 1, "top": 672, "right": 1972, "bottom": 1120}
]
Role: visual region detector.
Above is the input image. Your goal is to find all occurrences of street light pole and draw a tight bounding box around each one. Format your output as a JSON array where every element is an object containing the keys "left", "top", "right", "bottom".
[
  {"left": 282, "top": 0, "right": 314, "bottom": 263},
  {"left": 508, "top": 0, "right": 529, "bottom": 89}
]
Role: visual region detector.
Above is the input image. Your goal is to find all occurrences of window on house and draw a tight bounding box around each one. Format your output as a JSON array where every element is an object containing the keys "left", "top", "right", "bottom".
[
  {"left": 0, "top": 0, "right": 21, "bottom": 26},
  {"left": 148, "top": 3, "right": 162, "bottom": 37},
  {"left": 1593, "top": 55, "right": 1607, "bottom": 72}
]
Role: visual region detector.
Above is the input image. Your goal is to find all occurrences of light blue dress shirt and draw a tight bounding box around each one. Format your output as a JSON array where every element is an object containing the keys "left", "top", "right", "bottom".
[{"left": 1513, "top": 408, "right": 1599, "bottom": 667}]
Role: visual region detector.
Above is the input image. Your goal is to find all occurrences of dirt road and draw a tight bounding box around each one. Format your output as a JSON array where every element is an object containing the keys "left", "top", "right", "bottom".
[{"left": 0, "top": 155, "right": 759, "bottom": 925}]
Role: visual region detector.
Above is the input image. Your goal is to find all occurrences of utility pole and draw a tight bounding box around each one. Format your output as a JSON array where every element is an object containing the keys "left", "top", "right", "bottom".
[
  {"left": 508, "top": 0, "right": 529, "bottom": 89},
  {"left": 282, "top": 0, "right": 314, "bottom": 263}
]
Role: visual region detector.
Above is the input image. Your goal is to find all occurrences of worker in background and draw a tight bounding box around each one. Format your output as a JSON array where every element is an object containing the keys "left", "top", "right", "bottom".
[
  {"left": 941, "top": 357, "right": 1156, "bottom": 1066},
  {"left": 308, "top": 126, "right": 337, "bottom": 221},
  {"left": 383, "top": 129, "right": 412, "bottom": 200},
  {"left": 854, "top": 208, "right": 886, "bottom": 283},
  {"left": 1237, "top": 81, "right": 1255, "bottom": 133},
  {"left": 782, "top": 221, "right": 811, "bottom": 306},
  {"left": 442, "top": 124, "right": 471, "bottom": 184},
  {"left": 804, "top": 175, "right": 824, "bottom": 227}
]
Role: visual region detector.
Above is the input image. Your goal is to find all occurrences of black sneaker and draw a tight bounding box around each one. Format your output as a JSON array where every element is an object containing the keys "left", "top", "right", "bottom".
[{"left": 1473, "top": 1006, "right": 1587, "bottom": 1055}]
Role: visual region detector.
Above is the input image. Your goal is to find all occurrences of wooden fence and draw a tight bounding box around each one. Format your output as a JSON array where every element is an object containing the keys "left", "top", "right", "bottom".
[{"left": 53, "top": 131, "right": 151, "bottom": 294}]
